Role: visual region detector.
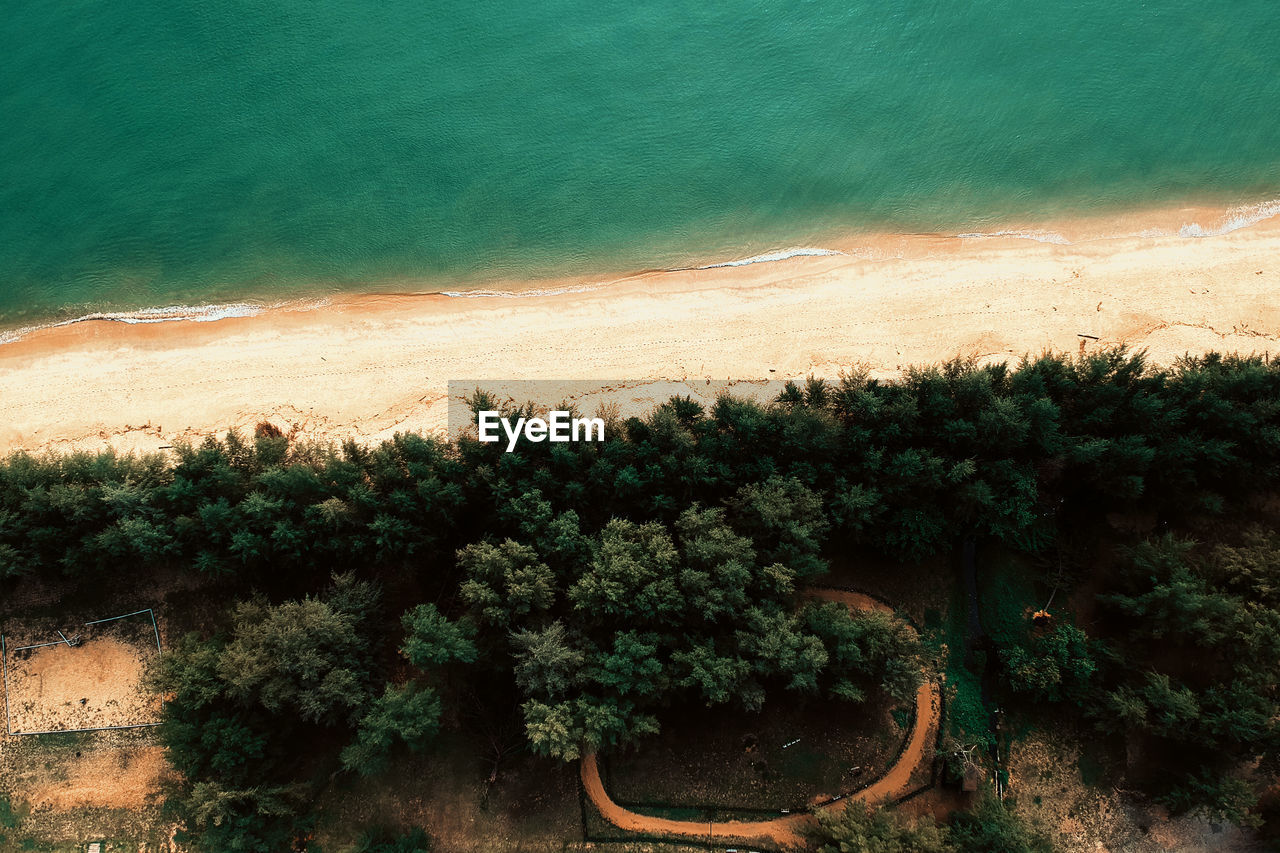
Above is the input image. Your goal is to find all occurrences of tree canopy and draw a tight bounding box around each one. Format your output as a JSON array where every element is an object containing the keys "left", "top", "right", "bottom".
[{"left": 8, "top": 348, "right": 1280, "bottom": 847}]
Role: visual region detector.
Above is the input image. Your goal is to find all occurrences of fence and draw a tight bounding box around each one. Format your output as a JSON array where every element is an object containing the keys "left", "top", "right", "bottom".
[{"left": 1, "top": 607, "right": 163, "bottom": 736}]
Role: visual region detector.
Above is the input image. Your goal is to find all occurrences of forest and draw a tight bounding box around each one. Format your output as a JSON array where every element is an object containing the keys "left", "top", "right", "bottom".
[{"left": 2, "top": 348, "right": 1280, "bottom": 852}]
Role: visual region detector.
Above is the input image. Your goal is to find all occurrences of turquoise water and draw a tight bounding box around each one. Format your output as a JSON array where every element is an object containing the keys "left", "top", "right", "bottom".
[{"left": 2, "top": 0, "right": 1279, "bottom": 327}]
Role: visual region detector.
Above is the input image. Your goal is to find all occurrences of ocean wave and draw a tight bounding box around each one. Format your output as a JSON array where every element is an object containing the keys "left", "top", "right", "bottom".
[
  {"left": 1179, "top": 198, "right": 1280, "bottom": 238},
  {"left": 103, "top": 303, "right": 264, "bottom": 324},
  {"left": 0, "top": 302, "right": 265, "bottom": 345},
  {"left": 696, "top": 247, "right": 846, "bottom": 269},
  {"left": 955, "top": 230, "right": 1070, "bottom": 245}
]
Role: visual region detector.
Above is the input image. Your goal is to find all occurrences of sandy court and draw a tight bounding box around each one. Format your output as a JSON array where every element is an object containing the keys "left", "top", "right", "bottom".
[{"left": 5, "top": 635, "right": 161, "bottom": 733}]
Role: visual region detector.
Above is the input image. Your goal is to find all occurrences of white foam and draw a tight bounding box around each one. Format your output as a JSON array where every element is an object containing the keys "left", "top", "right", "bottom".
[
  {"left": 1179, "top": 198, "right": 1280, "bottom": 238},
  {"left": 956, "top": 230, "right": 1070, "bottom": 245},
  {"left": 696, "top": 247, "right": 846, "bottom": 269},
  {"left": 107, "top": 303, "right": 263, "bottom": 324},
  {"left": 0, "top": 302, "right": 265, "bottom": 345}
]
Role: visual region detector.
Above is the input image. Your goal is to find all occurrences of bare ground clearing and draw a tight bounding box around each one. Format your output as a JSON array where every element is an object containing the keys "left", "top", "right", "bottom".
[{"left": 5, "top": 631, "right": 160, "bottom": 734}]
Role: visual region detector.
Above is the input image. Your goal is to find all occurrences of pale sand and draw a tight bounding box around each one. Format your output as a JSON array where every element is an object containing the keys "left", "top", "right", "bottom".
[{"left": 1, "top": 202, "right": 1278, "bottom": 456}]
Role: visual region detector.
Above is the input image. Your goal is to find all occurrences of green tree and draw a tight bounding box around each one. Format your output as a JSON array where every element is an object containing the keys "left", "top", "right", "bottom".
[
  {"left": 402, "top": 603, "right": 478, "bottom": 667},
  {"left": 219, "top": 578, "right": 378, "bottom": 725},
  {"left": 804, "top": 603, "right": 925, "bottom": 703},
  {"left": 510, "top": 621, "right": 584, "bottom": 698},
  {"left": 729, "top": 476, "right": 829, "bottom": 578},
  {"left": 521, "top": 696, "right": 658, "bottom": 761},
  {"left": 458, "top": 539, "right": 555, "bottom": 626},
  {"left": 1001, "top": 624, "right": 1096, "bottom": 703},
  {"left": 1159, "top": 770, "right": 1260, "bottom": 828},
  {"left": 568, "top": 519, "right": 682, "bottom": 623},
  {"left": 176, "top": 781, "right": 307, "bottom": 853},
  {"left": 341, "top": 683, "right": 443, "bottom": 776}
]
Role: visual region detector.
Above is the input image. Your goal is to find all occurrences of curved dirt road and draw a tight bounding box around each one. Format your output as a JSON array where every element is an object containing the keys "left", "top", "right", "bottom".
[{"left": 580, "top": 588, "right": 942, "bottom": 850}]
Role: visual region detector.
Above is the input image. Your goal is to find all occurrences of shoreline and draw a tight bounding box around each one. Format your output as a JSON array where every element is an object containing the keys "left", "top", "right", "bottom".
[
  {"left": 2, "top": 195, "right": 1277, "bottom": 347},
  {"left": 2, "top": 198, "right": 1279, "bottom": 457}
]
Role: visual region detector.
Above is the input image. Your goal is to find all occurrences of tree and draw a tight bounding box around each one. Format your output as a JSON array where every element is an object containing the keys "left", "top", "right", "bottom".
[
  {"left": 567, "top": 519, "right": 682, "bottom": 624},
  {"left": 458, "top": 539, "right": 555, "bottom": 627},
  {"left": 521, "top": 696, "right": 658, "bottom": 761},
  {"left": 671, "top": 641, "right": 751, "bottom": 707},
  {"left": 341, "top": 683, "right": 443, "bottom": 776},
  {"left": 149, "top": 634, "right": 269, "bottom": 784},
  {"left": 588, "top": 630, "right": 668, "bottom": 698},
  {"left": 729, "top": 476, "right": 830, "bottom": 578},
  {"left": 219, "top": 577, "right": 378, "bottom": 725},
  {"left": 735, "top": 607, "right": 827, "bottom": 693},
  {"left": 402, "top": 603, "right": 478, "bottom": 667},
  {"left": 673, "top": 505, "right": 759, "bottom": 620},
  {"left": 804, "top": 603, "right": 924, "bottom": 703},
  {"left": 510, "top": 621, "right": 584, "bottom": 698},
  {"left": 1094, "top": 531, "right": 1280, "bottom": 780},
  {"left": 1159, "top": 770, "right": 1261, "bottom": 828},
  {"left": 176, "top": 781, "right": 307, "bottom": 853},
  {"left": 1001, "top": 624, "right": 1096, "bottom": 703}
]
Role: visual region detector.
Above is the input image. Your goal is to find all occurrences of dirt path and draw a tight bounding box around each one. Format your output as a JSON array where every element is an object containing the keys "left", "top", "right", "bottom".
[{"left": 580, "top": 587, "right": 942, "bottom": 850}]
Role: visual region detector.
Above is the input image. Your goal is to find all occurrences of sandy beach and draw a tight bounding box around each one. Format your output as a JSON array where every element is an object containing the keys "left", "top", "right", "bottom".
[{"left": 1, "top": 202, "right": 1278, "bottom": 456}]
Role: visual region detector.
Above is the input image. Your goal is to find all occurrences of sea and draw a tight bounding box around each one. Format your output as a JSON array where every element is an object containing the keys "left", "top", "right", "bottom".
[{"left": 2, "top": 0, "right": 1279, "bottom": 331}]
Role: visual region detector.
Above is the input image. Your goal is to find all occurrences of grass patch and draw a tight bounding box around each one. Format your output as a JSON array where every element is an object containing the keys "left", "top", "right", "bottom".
[
  {"left": 945, "top": 666, "right": 990, "bottom": 748},
  {"left": 0, "top": 795, "right": 18, "bottom": 829},
  {"left": 605, "top": 693, "right": 902, "bottom": 811},
  {"left": 977, "top": 546, "right": 1047, "bottom": 651},
  {"left": 22, "top": 732, "right": 94, "bottom": 751},
  {"left": 937, "top": 565, "right": 991, "bottom": 747},
  {"left": 313, "top": 734, "right": 583, "bottom": 853}
]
